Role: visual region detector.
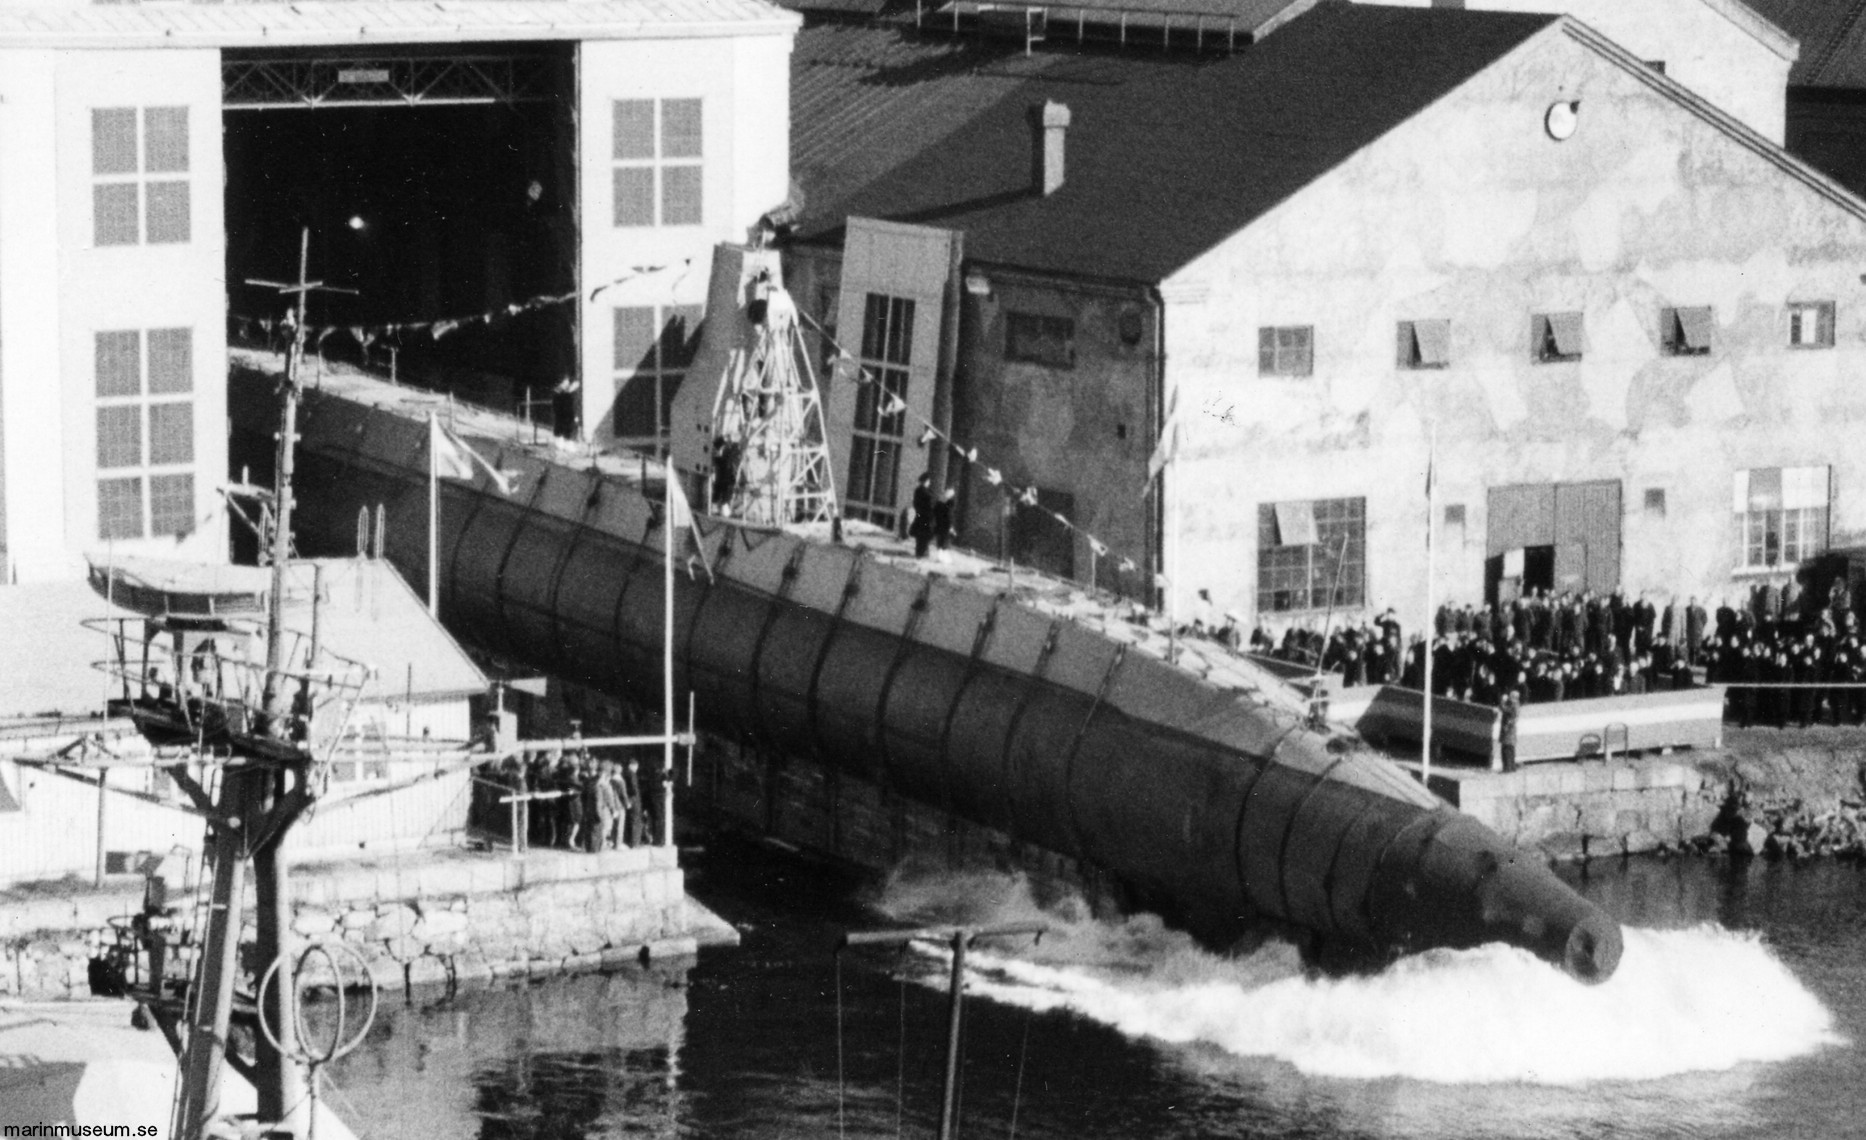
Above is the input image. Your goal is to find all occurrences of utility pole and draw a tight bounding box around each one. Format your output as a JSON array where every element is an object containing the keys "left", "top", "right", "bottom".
[{"left": 839, "top": 923, "right": 1047, "bottom": 1140}]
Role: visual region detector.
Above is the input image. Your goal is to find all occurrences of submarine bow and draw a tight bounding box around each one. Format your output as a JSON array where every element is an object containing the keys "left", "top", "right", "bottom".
[{"left": 240, "top": 360, "right": 1620, "bottom": 983}]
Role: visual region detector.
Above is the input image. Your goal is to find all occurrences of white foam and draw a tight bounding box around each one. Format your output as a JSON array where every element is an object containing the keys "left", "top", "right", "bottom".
[{"left": 877, "top": 869, "right": 1842, "bottom": 1086}]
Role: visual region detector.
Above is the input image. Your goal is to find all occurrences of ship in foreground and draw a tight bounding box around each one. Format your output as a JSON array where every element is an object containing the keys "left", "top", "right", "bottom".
[{"left": 232, "top": 245, "right": 1623, "bottom": 983}]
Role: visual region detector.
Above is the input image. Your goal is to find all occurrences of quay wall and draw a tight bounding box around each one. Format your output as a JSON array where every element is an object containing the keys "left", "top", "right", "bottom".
[{"left": 0, "top": 847, "right": 735, "bottom": 1000}]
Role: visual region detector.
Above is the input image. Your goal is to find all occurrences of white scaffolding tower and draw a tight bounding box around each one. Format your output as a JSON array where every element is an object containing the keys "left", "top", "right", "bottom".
[{"left": 708, "top": 274, "right": 839, "bottom": 527}]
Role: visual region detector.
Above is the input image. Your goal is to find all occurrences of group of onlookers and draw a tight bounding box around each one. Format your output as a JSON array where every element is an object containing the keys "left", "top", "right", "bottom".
[
  {"left": 471, "top": 747, "right": 653, "bottom": 851},
  {"left": 1197, "top": 577, "right": 1866, "bottom": 723}
]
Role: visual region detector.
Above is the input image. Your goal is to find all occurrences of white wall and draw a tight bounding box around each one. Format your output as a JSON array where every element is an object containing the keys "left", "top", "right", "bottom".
[
  {"left": 53, "top": 48, "right": 228, "bottom": 577},
  {"left": 1161, "top": 23, "right": 1866, "bottom": 630},
  {"left": 576, "top": 31, "right": 793, "bottom": 443},
  {"left": 1365, "top": 0, "right": 1796, "bottom": 144},
  {"left": 0, "top": 49, "right": 67, "bottom": 582}
]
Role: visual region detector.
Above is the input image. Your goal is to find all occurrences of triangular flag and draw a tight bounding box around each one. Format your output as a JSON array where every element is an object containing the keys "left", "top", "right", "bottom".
[
  {"left": 432, "top": 320, "right": 461, "bottom": 340},
  {"left": 1050, "top": 510, "right": 1070, "bottom": 527},
  {"left": 1019, "top": 487, "right": 1039, "bottom": 507},
  {"left": 881, "top": 393, "right": 908, "bottom": 417},
  {"left": 1089, "top": 537, "right": 1108, "bottom": 557},
  {"left": 1118, "top": 558, "right": 1137, "bottom": 573},
  {"left": 983, "top": 467, "right": 1003, "bottom": 486},
  {"left": 1153, "top": 572, "right": 1169, "bottom": 589},
  {"left": 917, "top": 425, "right": 939, "bottom": 447},
  {"left": 962, "top": 447, "right": 978, "bottom": 463},
  {"left": 432, "top": 417, "right": 516, "bottom": 494}
]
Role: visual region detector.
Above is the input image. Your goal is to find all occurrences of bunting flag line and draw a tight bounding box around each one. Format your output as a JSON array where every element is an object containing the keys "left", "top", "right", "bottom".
[{"left": 786, "top": 303, "right": 1151, "bottom": 585}]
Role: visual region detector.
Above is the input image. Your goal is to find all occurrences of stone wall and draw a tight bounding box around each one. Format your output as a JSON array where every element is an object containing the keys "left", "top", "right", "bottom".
[
  {"left": 0, "top": 846, "right": 735, "bottom": 1001},
  {"left": 1445, "top": 761, "right": 1719, "bottom": 859}
]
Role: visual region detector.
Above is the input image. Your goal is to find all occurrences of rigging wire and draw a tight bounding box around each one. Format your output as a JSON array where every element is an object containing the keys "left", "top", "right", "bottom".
[
  {"left": 896, "top": 951, "right": 909, "bottom": 1140},
  {"left": 1007, "top": 1004, "right": 1035, "bottom": 1140},
  {"left": 835, "top": 950, "right": 847, "bottom": 1140}
]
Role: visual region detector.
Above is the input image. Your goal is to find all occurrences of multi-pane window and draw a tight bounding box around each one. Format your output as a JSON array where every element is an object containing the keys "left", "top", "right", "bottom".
[
  {"left": 1004, "top": 313, "right": 1076, "bottom": 368},
  {"left": 613, "top": 98, "right": 703, "bottom": 228},
  {"left": 1532, "top": 312, "right": 1583, "bottom": 362},
  {"left": 1257, "top": 326, "right": 1313, "bottom": 377},
  {"left": 844, "top": 293, "right": 915, "bottom": 528},
  {"left": 1735, "top": 466, "right": 1828, "bottom": 570},
  {"left": 1660, "top": 306, "right": 1714, "bottom": 356},
  {"left": 95, "top": 328, "right": 195, "bottom": 540},
  {"left": 1787, "top": 301, "right": 1835, "bottom": 348},
  {"left": 92, "top": 107, "right": 189, "bottom": 247},
  {"left": 612, "top": 304, "right": 703, "bottom": 449},
  {"left": 1256, "top": 497, "right": 1366, "bottom": 614},
  {"left": 1397, "top": 319, "right": 1450, "bottom": 370}
]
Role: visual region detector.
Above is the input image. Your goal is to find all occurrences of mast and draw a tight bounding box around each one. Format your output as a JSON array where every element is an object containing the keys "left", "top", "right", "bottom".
[{"left": 175, "top": 228, "right": 340, "bottom": 1140}]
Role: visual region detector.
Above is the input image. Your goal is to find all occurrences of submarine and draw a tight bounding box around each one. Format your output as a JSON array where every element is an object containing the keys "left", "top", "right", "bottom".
[{"left": 229, "top": 252, "right": 1622, "bottom": 984}]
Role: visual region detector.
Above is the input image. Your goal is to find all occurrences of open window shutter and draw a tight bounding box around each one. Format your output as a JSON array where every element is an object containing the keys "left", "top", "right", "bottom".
[
  {"left": 1549, "top": 312, "right": 1584, "bottom": 356},
  {"left": 1784, "top": 466, "right": 1829, "bottom": 510},
  {"left": 1414, "top": 319, "right": 1450, "bottom": 366},
  {"left": 1748, "top": 466, "right": 1783, "bottom": 510},
  {"left": 1274, "top": 501, "right": 1317, "bottom": 546}
]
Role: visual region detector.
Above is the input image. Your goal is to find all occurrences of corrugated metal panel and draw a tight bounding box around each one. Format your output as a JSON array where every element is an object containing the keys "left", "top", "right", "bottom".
[
  {"left": 1485, "top": 483, "right": 1555, "bottom": 557},
  {"left": 1554, "top": 480, "right": 1621, "bottom": 595}
]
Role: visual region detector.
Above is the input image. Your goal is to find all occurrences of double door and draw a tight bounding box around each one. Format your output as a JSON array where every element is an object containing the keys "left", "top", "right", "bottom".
[{"left": 1486, "top": 480, "right": 1621, "bottom": 602}]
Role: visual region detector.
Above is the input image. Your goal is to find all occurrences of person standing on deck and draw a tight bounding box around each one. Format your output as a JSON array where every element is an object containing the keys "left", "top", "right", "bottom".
[
  {"left": 933, "top": 486, "right": 957, "bottom": 562},
  {"left": 909, "top": 473, "right": 935, "bottom": 558}
]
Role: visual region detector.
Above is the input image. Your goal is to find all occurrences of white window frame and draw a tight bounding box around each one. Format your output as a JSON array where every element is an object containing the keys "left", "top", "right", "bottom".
[
  {"left": 1787, "top": 301, "right": 1835, "bottom": 349},
  {"left": 95, "top": 327, "right": 195, "bottom": 540},
  {"left": 1734, "top": 466, "right": 1828, "bottom": 571},
  {"left": 612, "top": 98, "right": 703, "bottom": 229},
  {"left": 91, "top": 106, "right": 190, "bottom": 248},
  {"left": 1257, "top": 325, "right": 1313, "bottom": 377}
]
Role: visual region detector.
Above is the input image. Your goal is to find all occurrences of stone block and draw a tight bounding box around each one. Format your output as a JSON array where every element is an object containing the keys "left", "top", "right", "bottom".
[
  {"left": 411, "top": 910, "right": 468, "bottom": 942},
  {"left": 1610, "top": 766, "right": 1638, "bottom": 792},
  {"left": 341, "top": 908, "right": 376, "bottom": 930},
  {"left": 1582, "top": 766, "right": 1614, "bottom": 794},
  {"left": 407, "top": 955, "right": 449, "bottom": 989},
  {"left": 451, "top": 952, "right": 493, "bottom": 987},
  {"left": 372, "top": 905, "right": 419, "bottom": 942},
  {"left": 292, "top": 909, "right": 337, "bottom": 938},
  {"left": 383, "top": 936, "right": 424, "bottom": 962},
  {"left": 1554, "top": 767, "right": 1585, "bottom": 796}
]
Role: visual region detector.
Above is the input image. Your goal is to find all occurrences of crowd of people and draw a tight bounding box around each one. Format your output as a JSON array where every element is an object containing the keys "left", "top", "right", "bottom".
[
  {"left": 1186, "top": 577, "right": 1865, "bottom": 723},
  {"left": 471, "top": 745, "right": 654, "bottom": 851}
]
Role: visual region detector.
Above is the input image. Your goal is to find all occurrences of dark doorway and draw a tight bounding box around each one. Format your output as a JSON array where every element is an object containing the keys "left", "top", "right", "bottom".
[
  {"left": 1487, "top": 544, "right": 1554, "bottom": 604},
  {"left": 1007, "top": 487, "right": 1076, "bottom": 581},
  {"left": 222, "top": 45, "right": 578, "bottom": 415}
]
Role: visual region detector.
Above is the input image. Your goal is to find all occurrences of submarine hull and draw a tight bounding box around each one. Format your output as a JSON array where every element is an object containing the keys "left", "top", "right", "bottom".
[{"left": 243, "top": 362, "right": 1621, "bottom": 982}]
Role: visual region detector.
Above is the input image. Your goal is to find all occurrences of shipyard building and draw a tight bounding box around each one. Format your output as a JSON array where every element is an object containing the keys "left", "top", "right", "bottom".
[
  {"left": 779, "top": 0, "right": 1866, "bottom": 630},
  {"left": 0, "top": 0, "right": 798, "bottom": 587}
]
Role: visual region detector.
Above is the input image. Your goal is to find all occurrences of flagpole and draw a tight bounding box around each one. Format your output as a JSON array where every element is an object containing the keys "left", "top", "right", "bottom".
[
  {"left": 663, "top": 457, "right": 675, "bottom": 849},
  {"left": 1422, "top": 431, "right": 1436, "bottom": 790},
  {"left": 428, "top": 412, "right": 440, "bottom": 617}
]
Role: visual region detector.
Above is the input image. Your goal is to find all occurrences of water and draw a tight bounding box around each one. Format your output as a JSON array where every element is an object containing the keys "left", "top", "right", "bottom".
[{"left": 319, "top": 841, "right": 1865, "bottom": 1139}]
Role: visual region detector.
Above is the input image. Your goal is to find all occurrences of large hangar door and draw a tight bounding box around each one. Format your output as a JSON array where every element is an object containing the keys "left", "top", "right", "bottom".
[
  {"left": 1554, "top": 480, "right": 1621, "bottom": 594},
  {"left": 1487, "top": 480, "right": 1620, "bottom": 600}
]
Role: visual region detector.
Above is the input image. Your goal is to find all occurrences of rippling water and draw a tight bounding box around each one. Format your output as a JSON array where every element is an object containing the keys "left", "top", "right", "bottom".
[{"left": 320, "top": 842, "right": 1865, "bottom": 1139}]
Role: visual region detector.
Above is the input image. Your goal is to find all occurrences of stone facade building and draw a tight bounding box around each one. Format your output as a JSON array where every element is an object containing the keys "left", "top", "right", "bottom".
[{"left": 785, "top": 0, "right": 1866, "bottom": 632}]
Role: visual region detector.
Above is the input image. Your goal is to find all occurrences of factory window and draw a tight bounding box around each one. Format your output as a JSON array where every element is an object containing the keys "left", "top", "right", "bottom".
[
  {"left": 612, "top": 304, "right": 703, "bottom": 448},
  {"left": 1257, "top": 326, "right": 1312, "bottom": 377},
  {"left": 1735, "top": 466, "right": 1828, "bottom": 570},
  {"left": 1532, "top": 312, "right": 1583, "bottom": 363},
  {"left": 93, "top": 327, "right": 195, "bottom": 540},
  {"left": 1660, "top": 306, "right": 1713, "bottom": 356},
  {"left": 92, "top": 106, "right": 190, "bottom": 247},
  {"left": 1004, "top": 313, "right": 1075, "bottom": 369},
  {"left": 1255, "top": 497, "right": 1365, "bottom": 614},
  {"left": 1397, "top": 319, "right": 1450, "bottom": 370},
  {"left": 845, "top": 293, "right": 916, "bottom": 528},
  {"left": 1787, "top": 301, "right": 1835, "bottom": 349},
  {"left": 613, "top": 98, "right": 703, "bottom": 228}
]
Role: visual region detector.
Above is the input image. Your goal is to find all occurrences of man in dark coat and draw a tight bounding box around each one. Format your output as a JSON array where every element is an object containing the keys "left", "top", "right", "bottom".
[
  {"left": 932, "top": 486, "right": 957, "bottom": 556},
  {"left": 1686, "top": 597, "right": 1708, "bottom": 666},
  {"left": 909, "top": 473, "right": 935, "bottom": 557}
]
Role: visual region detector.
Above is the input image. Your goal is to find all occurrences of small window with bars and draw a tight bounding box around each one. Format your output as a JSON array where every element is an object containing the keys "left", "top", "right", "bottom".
[
  {"left": 91, "top": 106, "right": 190, "bottom": 248},
  {"left": 1257, "top": 326, "right": 1313, "bottom": 377},
  {"left": 1787, "top": 301, "right": 1835, "bottom": 349},
  {"left": 1532, "top": 312, "right": 1584, "bottom": 363},
  {"left": 1660, "top": 306, "right": 1714, "bottom": 356},
  {"left": 613, "top": 98, "right": 703, "bottom": 228},
  {"left": 1004, "top": 313, "right": 1076, "bottom": 369},
  {"left": 93, "top": 327, "right": 195, "bottom": 540},
  {"left": 611, "top": 304, "right": 703, "bottom": 448},
  {"left": 1397, "top": 319, "right": 1450, "bottom": 370}
]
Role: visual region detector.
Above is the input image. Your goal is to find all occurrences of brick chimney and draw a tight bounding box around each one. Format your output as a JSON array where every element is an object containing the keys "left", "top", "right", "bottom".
[{"left": 1030, "top": 100, "right": 1071, "bottom": 196}]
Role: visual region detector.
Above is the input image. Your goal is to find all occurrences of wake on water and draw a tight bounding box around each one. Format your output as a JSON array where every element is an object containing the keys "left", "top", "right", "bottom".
[{"left": 873, "top": 866, "right": 1842, "bottom": 1086}]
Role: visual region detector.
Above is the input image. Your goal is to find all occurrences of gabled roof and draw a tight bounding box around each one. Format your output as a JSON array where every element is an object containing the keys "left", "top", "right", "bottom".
[
  {"left": 1746, "top": 0, "right": 1866, "bottom": 87},
  {"left": 791, "top": 3, "right": 1556, "bottom": 283}
]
